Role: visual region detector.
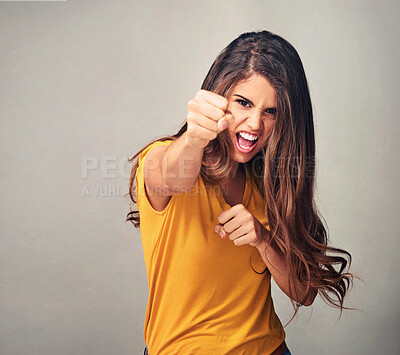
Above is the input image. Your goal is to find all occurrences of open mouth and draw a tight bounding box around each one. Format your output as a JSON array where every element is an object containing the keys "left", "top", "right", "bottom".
[{"left": 235, "top": 132, "right": 258, "bottom": 153}]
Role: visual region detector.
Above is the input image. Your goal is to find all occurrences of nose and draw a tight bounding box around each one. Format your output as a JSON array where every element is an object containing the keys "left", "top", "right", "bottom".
[{"left": 246, "top": 109, "right": 263, "bottom": 131}]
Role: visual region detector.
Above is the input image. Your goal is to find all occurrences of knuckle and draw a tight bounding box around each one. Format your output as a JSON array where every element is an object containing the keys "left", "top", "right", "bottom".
[
  {"left": 210, "top": 131, "right": 218, "bottom": 140},
  {"left": 197, "top": 90, "right": 206, "bottom": 98},
  {"left": 220, "top": 97, "right": 228, "bottom": 109},
  {"left": 187, "top": 99, "right": 196, "bottom": 110},
  {"left": 215, "top": 108, "right": 224, "bottom": 119},
  {"left": 186, "top": 111, "right": 196, "bottom": 122},
  {"left": 189, "top": 124, "right": 198, "bottom": 134}
]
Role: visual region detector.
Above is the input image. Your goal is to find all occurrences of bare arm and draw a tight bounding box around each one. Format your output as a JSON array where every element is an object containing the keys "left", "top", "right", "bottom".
[
  {"left": 215, "top": 205, "right": 317, "bottom": 306},
  {"left": 144, "top": 131, "right": 205, "bottom": 197},
  {"left": 256, "top": 228, "right": 317, "bottom": 306},
  {"left": 143, "top": 90, "right": 234, "bottom": 210}
]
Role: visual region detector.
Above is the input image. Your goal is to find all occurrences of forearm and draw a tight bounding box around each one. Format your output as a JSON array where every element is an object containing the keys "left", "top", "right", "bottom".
[
  {"left": 256, "top": 227, "right": 317, "bottom": 306},
  {"left": 161, "top": 131, "right": 205, "bottom": 192}
]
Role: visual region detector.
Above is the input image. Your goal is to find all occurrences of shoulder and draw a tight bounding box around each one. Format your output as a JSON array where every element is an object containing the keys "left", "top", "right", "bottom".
[
  {"left": 138, "top": 139, "right": 175, "bottom": 165},
  {"left": 135, "top": 139, "right": 176, "bottom": 212}
]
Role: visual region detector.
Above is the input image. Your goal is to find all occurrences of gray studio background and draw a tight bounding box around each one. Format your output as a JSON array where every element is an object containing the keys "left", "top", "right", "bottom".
[{"left": 1, "top": 1, "right": 399, "bottom": 354}]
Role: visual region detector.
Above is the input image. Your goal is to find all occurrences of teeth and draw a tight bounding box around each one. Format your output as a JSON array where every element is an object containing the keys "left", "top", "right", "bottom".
[{"left": 238, "top": 132, "right": 258, "bottom": 141}]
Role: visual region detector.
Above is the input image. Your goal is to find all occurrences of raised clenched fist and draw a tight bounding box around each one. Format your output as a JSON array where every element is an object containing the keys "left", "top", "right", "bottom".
[{"left": 185, "top": 89, "right": 234, "bottom": 148}]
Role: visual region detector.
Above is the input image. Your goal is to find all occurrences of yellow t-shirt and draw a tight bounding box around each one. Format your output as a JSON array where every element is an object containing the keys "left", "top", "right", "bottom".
[{"left": 136, "top": 139, "right": 285, "bottom": 355}]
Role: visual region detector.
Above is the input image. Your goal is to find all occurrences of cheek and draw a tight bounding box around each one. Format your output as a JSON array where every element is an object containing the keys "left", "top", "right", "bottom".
[
  {"left": 259, "top": 121, "right": 276, "bottom": 144},
  {"left": 227, "top": 127, "right": 236, "bottom": 141},
  {"left": 265, "top": 120, "right": 276, "bottom": 134},
  {"left": 229, "top": 106, "right": 248, "bottom": 123}
]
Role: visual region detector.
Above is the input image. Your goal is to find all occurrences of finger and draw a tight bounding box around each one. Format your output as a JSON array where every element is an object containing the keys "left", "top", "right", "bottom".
[
  {"left": 197, "top": 103, "right": 226, "bottom": 122},
  {"left": 232, "top": 234, "right": 250, "bottom": 246},
  {"left": 199, "top": 90, "right": 228, "bottom": 111},
  {"left": 189, "top": 114, "right": 219, "bottom": 133},
  {"left": 228, "top": 224, "right": 252, "bottom": 241},
  {"left": 222, "top": 214, "right": 246, "bottom": 234},
  {"left": 217, "top": 204, "right": 244, "bottom": 224},
  {"left": 188, "top": 123, "right": 218, "bottom": 141}
]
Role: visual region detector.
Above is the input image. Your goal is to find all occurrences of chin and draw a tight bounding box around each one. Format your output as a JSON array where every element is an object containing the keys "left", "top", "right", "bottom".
[{"left": 231, "top": 152, "right": 254, "bottom": 164}]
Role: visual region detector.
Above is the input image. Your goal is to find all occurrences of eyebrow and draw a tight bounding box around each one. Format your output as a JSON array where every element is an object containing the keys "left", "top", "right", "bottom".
[{"left": 233, "top": 94, "right": 276, "bottom": 109}]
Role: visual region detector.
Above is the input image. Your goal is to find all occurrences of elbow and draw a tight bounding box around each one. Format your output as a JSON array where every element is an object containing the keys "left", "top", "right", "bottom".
[
  {"left": 303, "top": 299, "right": 313, "bottom": 307},
  {"left": 286, "top": 290, "right": 316, "bottom": 307},
  {"left": 303, "top": 288, "right": 317, "bottom": 307},
  {"left": 163, "top": 180, "right": 197, "bottom": 195}
]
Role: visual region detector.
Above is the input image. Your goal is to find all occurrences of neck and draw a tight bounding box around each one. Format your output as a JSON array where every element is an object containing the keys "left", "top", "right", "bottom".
[
  {"left": 232, "top": 161, "right": 244, "bottom": 178},
  {"left": 220, "top": 162, "right": 245, "bottom": 186}
]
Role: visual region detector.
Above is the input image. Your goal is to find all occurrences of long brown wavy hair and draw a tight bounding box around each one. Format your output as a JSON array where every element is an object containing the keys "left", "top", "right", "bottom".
[{"left": 126, "top": 30, "right": 356, "bottom": 322}]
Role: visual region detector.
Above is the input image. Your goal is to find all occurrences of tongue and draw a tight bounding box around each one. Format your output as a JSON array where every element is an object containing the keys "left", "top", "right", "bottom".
[{"left": 238, "top": 134, "right": 255, "bottom": 147}]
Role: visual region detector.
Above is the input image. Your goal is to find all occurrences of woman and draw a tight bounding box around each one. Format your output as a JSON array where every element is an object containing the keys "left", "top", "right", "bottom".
[{"left": 127, "top": 30, "right": 354, "bottom": 355}]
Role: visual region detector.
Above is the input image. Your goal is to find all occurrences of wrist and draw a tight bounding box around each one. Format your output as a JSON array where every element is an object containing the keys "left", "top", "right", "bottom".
[
  {"left": 254, "top": 224, "right": 270, "bottom": 251},
  {"left": 184, "top": 131, "right": 207, "bottom": 150}
]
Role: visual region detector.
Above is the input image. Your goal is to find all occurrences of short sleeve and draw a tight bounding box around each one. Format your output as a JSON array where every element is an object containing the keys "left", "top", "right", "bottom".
[{"left": 135, "top": 140, "right": 174, "bottom": 213}]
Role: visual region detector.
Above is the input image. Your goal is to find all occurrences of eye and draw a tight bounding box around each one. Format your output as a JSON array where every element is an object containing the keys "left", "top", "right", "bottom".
[
  {"left": 265, "top": 108, "right": 277, "bottom": 116},
  {"left": 236, "top": 99, "right": 250, "bottom": 108}
]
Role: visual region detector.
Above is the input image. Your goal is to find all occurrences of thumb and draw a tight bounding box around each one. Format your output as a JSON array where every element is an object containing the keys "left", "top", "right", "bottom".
[
  {"left": 214, "top": 224, "right": 227, "bottom": 239},
  {"left": 217, "top": 113, "right": 234, "bottom": 132}
]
